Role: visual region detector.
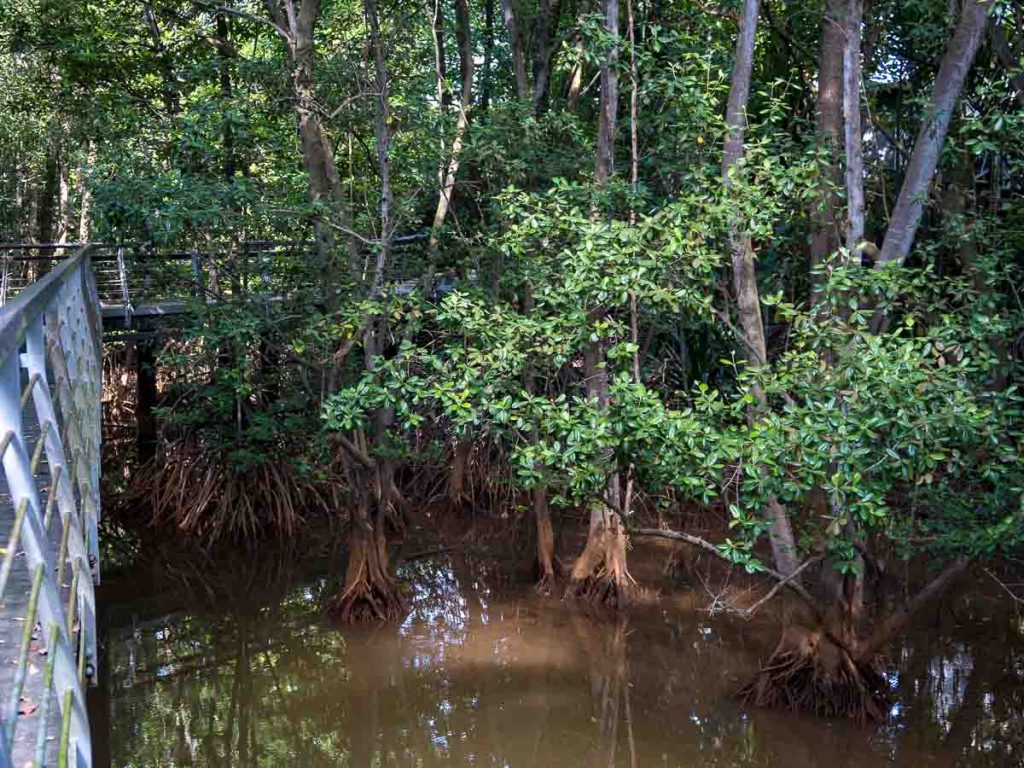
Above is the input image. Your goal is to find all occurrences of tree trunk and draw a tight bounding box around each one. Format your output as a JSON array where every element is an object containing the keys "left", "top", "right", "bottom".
[
  {"left": 565, "top": 0, "right": 632, "bottom": 610},
  {"left": 331, "top": 0, "right": 407, "bottom": 625},
  {"left": 722, "top": 0, "right": 801, "bottom": 581},
  {"left": 143, "top": 2, "right": 180, "bottom": 115},
  {"left": 532, "top": 0, "right": 563, "bottom": 115},
  {"left": 425, "top": 0, "right": 474, "bottom": 287},
  {"left": 265, "top": 0, "right": 360, "bottom": 301},
  {"left": 335, "top": 484, "right": 404, "bottom": 622},
  {"left": 500, "top": 0, "right": 529, "bottom": 101},
  {"left": 366, "top": 0, "right": 394, "bottom": 300},
  {"left": 842, "top": 0, "right": 865, "bottom": 261},
  {"left": 594, "top": 0, "right": 619, "bottom": 184},
  {"left": 482, "top": 0, "right": 495, "bottom": 109},
  {"left": 565, "top": 339, "right": 632, "bottom": 608},
  {"left": 809, "top": 0, "right": 844, "bottom": 294},
  {"left": 534, "top": 485, "right": 557, "bottom": 592},
  {"left": 627, "top": 0, "right": 639, "bottom": 219},
  {"left": 77, "top": 140, "right": 95, "bottom": 242},
  {"left": 567, "top": 32, "right": 585, "bottom": 111},
  {"left": 448, "top": 439, "right": 473, "bottom": 506},
  {"left": 875, "top": 0, "right": 990, "bottom": 267},
  {"left": 432, "top": 0, "right": 451, "bottom": 107}
]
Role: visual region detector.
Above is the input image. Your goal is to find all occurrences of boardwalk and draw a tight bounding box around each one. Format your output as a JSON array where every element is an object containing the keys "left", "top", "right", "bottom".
[{"left": 0, "top": 249, "right": 101, "bottom": 767}]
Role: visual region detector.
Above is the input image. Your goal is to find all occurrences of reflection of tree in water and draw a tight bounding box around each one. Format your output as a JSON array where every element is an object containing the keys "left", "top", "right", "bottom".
[
  {"left": 102, "top": 549, "right": 1024, "bottom": 767},
  {"left": 570, "top": 615, "right": 637, "bottom": 768}
]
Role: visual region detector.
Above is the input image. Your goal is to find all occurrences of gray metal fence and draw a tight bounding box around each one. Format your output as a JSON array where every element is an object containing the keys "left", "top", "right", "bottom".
[{"left": 0, "top": 247, "right": 100, "bottom": 767}]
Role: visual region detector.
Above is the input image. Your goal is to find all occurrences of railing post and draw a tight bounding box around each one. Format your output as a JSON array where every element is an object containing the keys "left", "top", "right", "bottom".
[{"left": 116, "top": 246, "right": 132, "bottom": 326}]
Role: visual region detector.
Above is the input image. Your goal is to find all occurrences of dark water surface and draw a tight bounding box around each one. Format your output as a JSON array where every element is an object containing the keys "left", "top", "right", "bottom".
[{"left": 90, "top": 546, "right": 1024, "bottom": 767}]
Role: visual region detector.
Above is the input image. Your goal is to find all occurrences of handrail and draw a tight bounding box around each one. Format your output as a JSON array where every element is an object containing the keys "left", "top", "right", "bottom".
[{"left": 0, "top": 246, "right": 100, "bottom": 767}]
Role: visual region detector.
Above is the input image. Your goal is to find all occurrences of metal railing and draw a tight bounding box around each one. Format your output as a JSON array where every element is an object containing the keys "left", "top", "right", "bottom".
[
  {"left": 0, "top": 247, "right": 100, "bottom": 767},
  {"left": 0, "top": 237, "right": 435, "bottom": 322}
]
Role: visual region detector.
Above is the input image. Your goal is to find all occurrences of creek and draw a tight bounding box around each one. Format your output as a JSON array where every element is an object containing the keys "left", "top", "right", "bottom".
[{"left": 88, "top": 540, "right": 1024, "bottom": 767}]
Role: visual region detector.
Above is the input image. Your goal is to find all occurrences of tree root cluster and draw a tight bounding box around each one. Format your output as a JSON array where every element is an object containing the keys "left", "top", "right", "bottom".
[
  {"left": 331, "top": 495, "right": 407, "bottom": 623},
  {"left": 738, "top": 626, "right": 887, "bottom": 722},
  {"left": 131, "top": 435, "right": 336, "bottom": 543},
  {"left": 563, "top": 516, "right": 635, "bottom": 611}
]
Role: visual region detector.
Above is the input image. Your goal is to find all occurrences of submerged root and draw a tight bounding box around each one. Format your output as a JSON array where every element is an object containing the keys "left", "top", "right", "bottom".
[
  {"left": 333, "top": 572, "right": 406, "bottom": 623},
  {"left": 535, "top": 568, "right": 558, "bottom": 596},
  {"left": 332, "top": 518, "right": 406, "bottom": 624},
  {"left": 737, "top": 626, "right": 887, "bottom": 721}
]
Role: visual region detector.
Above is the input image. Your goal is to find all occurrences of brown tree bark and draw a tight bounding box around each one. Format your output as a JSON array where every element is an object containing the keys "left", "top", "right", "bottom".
[
  {"left": 594, "top": 0, "right": 618, "bottom": 184},
  {"left": 143, "top": 2, "right": 181, "bottom": 115},
  {"left": 875, "top": 0, "right": 990, "bottom": 267},
  {"left": 262, "top": 0, "right": 360, "bottom": 297},
  {"left": 532, "top": 0, "right": 563, "bottom": 114},
  {"left": 500, "top": 0, "right": 529, "bottom": 100},
  {"left": 482, "top": 0, "right": 495, "bottom": 109},
  {"left": 627, "top": 0, "right": 639, "bottom": 218}
]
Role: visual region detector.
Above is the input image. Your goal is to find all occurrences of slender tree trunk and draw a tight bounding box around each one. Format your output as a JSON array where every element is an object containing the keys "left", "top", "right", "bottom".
[
  {"left": 335, "top": 2, "right": 405, "bottom": 622},
  {"left": 500, "top": 0, "right": 529, "bottom": 100},
  {"left": 723, "top": 0, "right": 801, "bottom": 580},
  {"left": 77, "top": 140, "right": 95, "bottom": 242},
  {"left": 532, "top": 0, "right": 563, "bottom": 114},
  {"left": 57, "top": 148, "right": 71, "bottom": 245},
  {"left": 565, "top": 0, "right": 632, "bottom": 610},
  {"left": 627, "top": 0, "right": 639, "bottom": 219},
  {"left": 567, "top": 32, "right": 585, "bottom": 111},
  {"left": 843, "top": 0, "right": 865, "bottom": 261},
  {"left": 482, "top": 0, "right": 494, "bottom": 109},
  {"left": 990, "top": 23, "right": 1024, "bottom": 109},
  {"left": 366, "top": 0, "right": 394, "bottom": 301},
  {"left": 425, "top": 0, "right": 474, "bottom": 286},
  {"left": 265, "top": 0, "right": 361, "bottom": 307},
  {"left": 875, "top": 0, "right": 990, "bottom": 267},
  {"left": 143, "top": 2, "right": 180, "bottom": 115},
  {"left": 594, "top": 0, "right": 618, "bottom": 183},
  {"left": 809, "top": 0, "right": 843, "bottom": 294},
  {"left": 432, "top": 0, "right": 451, "bottom": 107},
  {"left": 37, "top": 126, "right": 59, "bottom": 246}
]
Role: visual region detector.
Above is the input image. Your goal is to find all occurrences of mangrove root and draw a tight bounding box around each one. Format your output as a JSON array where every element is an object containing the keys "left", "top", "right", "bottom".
[
  {"left": 737, "top": 626, "right": 887, "bottom": 721},
  {"left": 563, "top": 515, "right": 635, "bottom": 611}
]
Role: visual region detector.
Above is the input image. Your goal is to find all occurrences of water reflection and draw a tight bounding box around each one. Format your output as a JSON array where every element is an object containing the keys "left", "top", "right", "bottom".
[{"left": 94, "top": 551, "right": 1024, "bottom": 767}]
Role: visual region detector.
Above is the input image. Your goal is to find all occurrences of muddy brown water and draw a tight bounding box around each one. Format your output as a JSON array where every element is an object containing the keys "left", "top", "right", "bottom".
[{"left": 89, "top": 545, "right": 1024, "bottom": 767}]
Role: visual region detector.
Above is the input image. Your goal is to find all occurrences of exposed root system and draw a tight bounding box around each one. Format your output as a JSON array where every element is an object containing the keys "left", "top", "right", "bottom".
[
  {"left": 564, "top": 509, "right": 635, "bottom": 611},
  {"left": 131, "top": 435, "right": 335, "bottom": 544},
  {"left": 738, "top": 626, "right": 887, "bottom": 721},
  {"left": 332, "top": 486, "right": 407, "bottom": 624}
]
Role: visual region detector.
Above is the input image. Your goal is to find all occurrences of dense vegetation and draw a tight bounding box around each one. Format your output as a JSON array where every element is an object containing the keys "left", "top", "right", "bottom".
[{"left": 2, "top": 0, "right": 1022, "bottom": 720}]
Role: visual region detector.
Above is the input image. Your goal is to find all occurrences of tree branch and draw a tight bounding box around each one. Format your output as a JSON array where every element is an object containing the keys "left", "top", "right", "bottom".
[
  {"left": 333, "top": 432, "right": 376, "bottom": 469},
  {"left": 632, "top": 527, "right": 825, "bottom": 622},
  {"left": 856, "top": 556, "right": 969, "bottom": 661}
]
